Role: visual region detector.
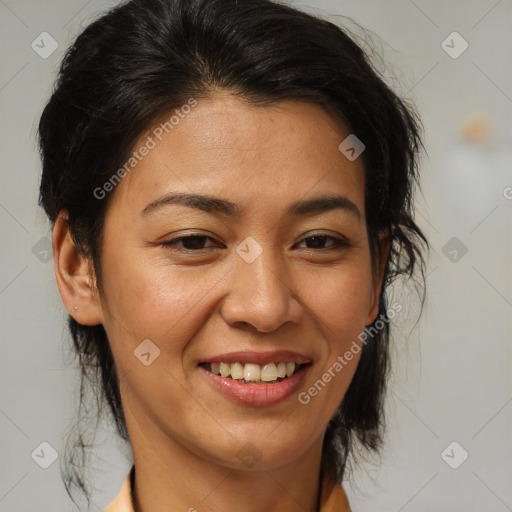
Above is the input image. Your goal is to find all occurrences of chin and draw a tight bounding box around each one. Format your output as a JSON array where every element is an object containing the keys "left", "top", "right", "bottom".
[{"left": 203, "top": 428, "right": 316, "bottom": 471}]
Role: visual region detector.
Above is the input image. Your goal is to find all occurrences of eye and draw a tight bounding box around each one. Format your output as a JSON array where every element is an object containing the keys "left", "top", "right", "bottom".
[
  {"left": 161, "top": 234, "right": 220, "bottom": 251},
  {"left": 295, "top": 234, "right": 351, "bottom": 251}
]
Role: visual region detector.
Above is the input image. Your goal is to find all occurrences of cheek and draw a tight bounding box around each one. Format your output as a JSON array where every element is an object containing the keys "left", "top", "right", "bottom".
[
  {"left": 304, "top": 265, "right": 371, "bottom": 393},
  {"left": 98, "top": 256, "right": 210, "bottom": 426},
  {"left": 305, "top": 263, "right": 373, "bottom": 339},
  {"left": 293, "top": 267, "right": 371, "bottom": 432},
  {"left": 99, "top": 245, "right": 223, "bottom": 355}
]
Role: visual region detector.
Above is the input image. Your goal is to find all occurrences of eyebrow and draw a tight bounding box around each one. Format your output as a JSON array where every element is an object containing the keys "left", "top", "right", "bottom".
[{"left": 141, "top": 192, "right": 361, "bottom": 220}]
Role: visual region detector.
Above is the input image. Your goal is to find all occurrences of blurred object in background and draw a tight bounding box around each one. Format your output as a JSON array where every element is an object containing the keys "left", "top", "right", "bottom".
[{"left": 436, "top": 111, "right": 511, "bottom": 232}]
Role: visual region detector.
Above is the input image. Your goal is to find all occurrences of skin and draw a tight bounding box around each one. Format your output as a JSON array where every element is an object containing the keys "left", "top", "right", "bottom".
[{"left": 53, "top": 92, "right": 389, "bottom": 512}]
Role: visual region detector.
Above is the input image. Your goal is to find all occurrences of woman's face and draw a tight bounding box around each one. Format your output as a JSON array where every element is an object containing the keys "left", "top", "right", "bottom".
[{"left": 93, "top": 92, "right": 385, "bottom": 471}]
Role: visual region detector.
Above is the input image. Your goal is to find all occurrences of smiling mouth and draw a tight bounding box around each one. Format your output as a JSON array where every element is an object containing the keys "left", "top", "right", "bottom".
[{"left": 199, "top": 361, "right": 307, "bottom": 384}]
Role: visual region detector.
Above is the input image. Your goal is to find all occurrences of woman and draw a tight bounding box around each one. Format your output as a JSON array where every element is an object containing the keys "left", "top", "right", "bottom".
[{"left": 37, "top": 0, "right": 428, "bottom": 510}]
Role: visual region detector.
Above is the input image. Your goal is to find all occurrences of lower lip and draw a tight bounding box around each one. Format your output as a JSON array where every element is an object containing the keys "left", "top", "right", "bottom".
[{"left": 198, "top": 364, "right": 310, "bottom": 407}]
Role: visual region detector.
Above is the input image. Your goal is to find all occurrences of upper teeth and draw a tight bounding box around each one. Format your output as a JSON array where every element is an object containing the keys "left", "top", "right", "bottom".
[{"left": 209, "top": 362, "right": 296, "bottom": 382}]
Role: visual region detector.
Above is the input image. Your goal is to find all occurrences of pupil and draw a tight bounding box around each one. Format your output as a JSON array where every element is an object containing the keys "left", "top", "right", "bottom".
[
  {"left": 308, "top": 236, "right": 324, "bottom": 248},
  {"left": 183, "top": 236, "right": 205, "bottom": 249}
]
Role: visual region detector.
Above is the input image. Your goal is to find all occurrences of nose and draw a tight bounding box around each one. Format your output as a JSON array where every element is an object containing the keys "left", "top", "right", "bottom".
[{"left": 219, "top": 249, "right": 302, "bottom": 333}]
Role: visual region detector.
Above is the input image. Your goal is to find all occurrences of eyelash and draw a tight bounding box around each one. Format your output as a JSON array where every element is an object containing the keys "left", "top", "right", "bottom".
[{"left": 160, "top": 234, "right": 351, "bottom": 252}]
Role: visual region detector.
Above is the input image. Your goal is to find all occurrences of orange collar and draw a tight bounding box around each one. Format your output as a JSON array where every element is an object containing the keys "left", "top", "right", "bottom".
[{"left": 104, "top": 466, "right": 351, "bottom": 511}]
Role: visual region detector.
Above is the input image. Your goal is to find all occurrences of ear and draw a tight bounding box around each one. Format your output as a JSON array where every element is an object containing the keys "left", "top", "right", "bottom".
[
  {"left": 52, "top": 210, "right": 103, "bottom": 326},
  {"left": 364, "top": 231, "right": 391, "bottom": 326}
]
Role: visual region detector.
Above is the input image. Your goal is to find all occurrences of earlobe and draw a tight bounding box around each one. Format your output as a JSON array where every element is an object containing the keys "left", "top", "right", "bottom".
[{"left": 52, "top": 210, "right": 103, "bottom": 326}]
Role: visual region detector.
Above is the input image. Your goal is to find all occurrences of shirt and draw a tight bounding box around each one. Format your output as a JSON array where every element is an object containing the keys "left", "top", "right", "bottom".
[{"left": 104, "top": 466, "right": 351, "bottom": 512}]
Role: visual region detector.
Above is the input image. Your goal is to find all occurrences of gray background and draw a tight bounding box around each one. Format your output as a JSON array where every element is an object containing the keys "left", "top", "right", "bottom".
[{"left": 1, "top": 0, "right": 511, "bottom": 511}]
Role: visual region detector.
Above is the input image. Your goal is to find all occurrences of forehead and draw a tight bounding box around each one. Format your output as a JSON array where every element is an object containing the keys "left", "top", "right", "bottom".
[{"left": 106, "top": 93, "right": 366, "bottom": 219}]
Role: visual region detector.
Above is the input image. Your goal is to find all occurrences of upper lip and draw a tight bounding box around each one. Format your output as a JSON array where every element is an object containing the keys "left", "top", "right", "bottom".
[{"left": 200, "top": 350, "right": 313, "bottom": 365}]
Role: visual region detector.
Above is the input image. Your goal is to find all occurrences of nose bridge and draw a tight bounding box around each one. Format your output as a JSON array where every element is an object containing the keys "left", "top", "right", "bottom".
[{"left": 220, "top": 240, "right": 299, "bottom": 332}]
